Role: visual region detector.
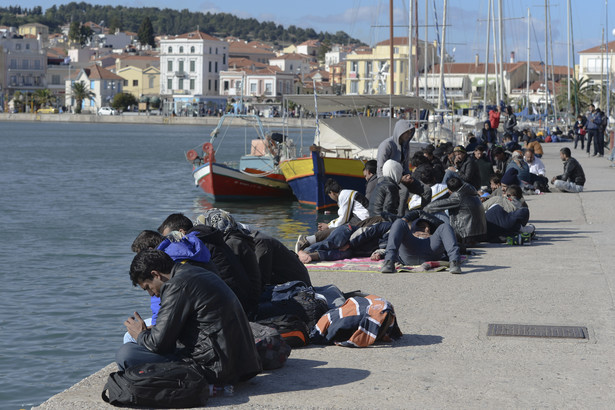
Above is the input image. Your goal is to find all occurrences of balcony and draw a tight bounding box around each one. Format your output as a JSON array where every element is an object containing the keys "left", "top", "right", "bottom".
[{"left": 174, "top": 71, "right": 187, "bottom": 77}]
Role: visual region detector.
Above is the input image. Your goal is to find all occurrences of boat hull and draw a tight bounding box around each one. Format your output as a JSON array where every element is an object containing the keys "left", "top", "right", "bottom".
[
  {"left": 279, "top": 151, "right": 366, "bottom": 210},
  {"left": 193, "top": 162, "right": 292, "bottom": 201}
]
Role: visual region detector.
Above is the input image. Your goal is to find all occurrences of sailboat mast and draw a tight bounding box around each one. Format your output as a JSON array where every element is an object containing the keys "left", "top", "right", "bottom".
[
  {"left": 390, "top": 0, "right": 395, "bottom": 97},
  {"left": 498, "top": 0, "right": 505, "bottom": 102},
  {"left": 566, "top": 0, "right": 571, "bottom": 121},
  {"left": 409, "top": 0, "right": 413, "bottom": 95},
  {"left": 437, "top": 0, "right": 448, "bottom": 109},
  {"left": 544, "top": 0, "right": 548, "bottom": 122},
  {"left": 415, "top": 0, "right": 420, "bottom": 100},
  {"left": 606, "top": 0, "right": 610, "bottom": 117},
  {"left": 424, "top": 0, "right": 428, "bottom": 100},
  {"left": 527, "top": 8, "right": 531, "bottom": 113},
  {"left": 491, "top": 0, "right": 500, "bottom": 103},
  {"left": 483, "top": 0, "right": 492, "bottom": 117}
]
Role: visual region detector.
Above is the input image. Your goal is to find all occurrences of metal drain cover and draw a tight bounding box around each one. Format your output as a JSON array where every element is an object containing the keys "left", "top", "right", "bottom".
[{"left": 487, "top": 324, "right": 589, "bottom": 339}]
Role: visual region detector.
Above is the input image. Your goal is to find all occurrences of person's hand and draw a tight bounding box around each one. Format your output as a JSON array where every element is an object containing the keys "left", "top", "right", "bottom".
[
  {"left": 401, "top": 174, "right": 414, "bottom": 184},
  {"left": 125, "top": 311, "right": 147, "bottom": 340},
  {"left": 339, "top": 243, "right": 350, "bottom": 251},
  {"left": 550, "top": 177, "right": 555, "bottom": 184},
  {"left": 447, "top": 166, "right": 456, "bottom": 172},
  {"left": 317, "top": 222, "right": 328, "bottom": 231}
]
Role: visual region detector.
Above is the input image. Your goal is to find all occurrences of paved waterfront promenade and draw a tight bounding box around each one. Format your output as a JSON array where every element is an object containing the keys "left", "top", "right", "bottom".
[{"left": 34, "top": 142, "right": 615, "bottom": 409}]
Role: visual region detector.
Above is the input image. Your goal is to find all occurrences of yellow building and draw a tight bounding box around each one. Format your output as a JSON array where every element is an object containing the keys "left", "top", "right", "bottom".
[
  {"left": 345, "top": 37, "right": 436, "bottom": 96},
  {"left": 116, "top": 65, "right": 160, "bottom": 99},
  {"left": 18, "top": 23, "right": 49, "bottom": 45}
]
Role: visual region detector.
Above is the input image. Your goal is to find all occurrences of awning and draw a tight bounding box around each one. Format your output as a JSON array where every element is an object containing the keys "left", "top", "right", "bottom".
[{"left": 284, "top": 94, "right": 434, "bottom": 113}]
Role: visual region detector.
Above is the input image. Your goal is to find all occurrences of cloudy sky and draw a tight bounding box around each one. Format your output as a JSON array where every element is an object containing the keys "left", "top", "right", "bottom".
[{"left": 15, "top": 0, "right": 614, "bottom": 65}]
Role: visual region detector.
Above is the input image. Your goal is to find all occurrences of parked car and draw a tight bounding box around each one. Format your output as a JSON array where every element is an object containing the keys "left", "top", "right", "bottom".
[
  {"left": 37, "top": 107, "right": 58, "bottom": 114},
  {"left": 98, "top": 107, "right": 118, "bottom": 116}
]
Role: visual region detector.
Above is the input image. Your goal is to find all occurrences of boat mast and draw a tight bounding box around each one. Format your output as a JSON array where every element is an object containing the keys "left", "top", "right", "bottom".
[
  {"left": 543, "top": 0, "right": 549, "bottom": 128},
  {"left": 491, "top": 0, "right": 499, "bottom": 104},
  {"left": 498, "top": 0, "right": 505, "bottom": 103},
  {"left": 526, "top": 8, "right": 531, "bottom": 114},
  {"left": 414, "top": 0, "right": 420, "bottom": 103},
  {"left": 437, "top": 0, "right": 447, "bottom": 109},
  {"left": 607, "top": 0, "right": 610, "bottom": 118},
  {"left": 409, "top": 0, "right": 413, "bottom": 95},
  {"left": 566, "top": 0, "right": 571, "bottom": 121},
  {"left": 483, "top": 0, "right": 492, "bottom": 117},
  {"left": 390, "top": 0, "right": 395, "bottom": 98},
  {"left": 424, "top": 0, "right": 429, "bottom": 101},
  {"left": 601, "top": 27, "right": 605, "bottom": 110}
]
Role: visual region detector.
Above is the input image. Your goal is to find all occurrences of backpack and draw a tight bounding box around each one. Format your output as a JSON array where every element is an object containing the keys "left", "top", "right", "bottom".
[
  {"left": 250, "top": 322, "right": 291, "bottom": 370},
  {"left": 102, "top": 361, "right": 208, "bottom": 408},
  {"left": 256, "top": 314, "right": 311, "bottom": 348}
]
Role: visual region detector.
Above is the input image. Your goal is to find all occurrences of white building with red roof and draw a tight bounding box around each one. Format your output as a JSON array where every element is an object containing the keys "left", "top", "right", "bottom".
[{"left": 65, "top": 64, "right": 123, "bottom": 113}]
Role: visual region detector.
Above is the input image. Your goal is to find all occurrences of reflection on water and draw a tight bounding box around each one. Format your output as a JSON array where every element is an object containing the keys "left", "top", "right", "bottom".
[{"left": 191, "top": 196, "right": 328, "bottom": 246}]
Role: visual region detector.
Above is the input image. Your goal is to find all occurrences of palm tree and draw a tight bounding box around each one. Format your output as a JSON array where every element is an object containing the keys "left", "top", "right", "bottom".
[
  {"left": 33, "top": 88, "right": 55, "bottom": 109},
  {"left": 556, "top": 77, "right": 596, "bottom": 117},
  {"left": 71, "top": 82, "right": 96, "bottom": 114}
]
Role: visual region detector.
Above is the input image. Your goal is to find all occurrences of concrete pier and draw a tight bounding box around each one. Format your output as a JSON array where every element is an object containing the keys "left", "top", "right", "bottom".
[{"left": 34, "top": 142, "right": 615, "bottom": 409}]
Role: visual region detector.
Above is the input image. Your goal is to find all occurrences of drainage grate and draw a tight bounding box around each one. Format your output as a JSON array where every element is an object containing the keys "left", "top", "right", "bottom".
[{"left": 487, "top": 324, "right": 589, "bottom": 339}]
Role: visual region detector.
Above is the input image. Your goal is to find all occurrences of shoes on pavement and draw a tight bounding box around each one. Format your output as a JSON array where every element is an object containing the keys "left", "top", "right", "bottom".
[
  {"left": 381, "top": 259, "right": 396, "bottom": 273},
  {"left": 449, "top": 260, "right": 462, "bottom": 274},
  {"left": 519, "top": 224, "right": 535, "bottom": 235}
]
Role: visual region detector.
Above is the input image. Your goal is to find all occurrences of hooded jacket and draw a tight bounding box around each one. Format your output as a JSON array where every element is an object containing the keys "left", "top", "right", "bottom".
[
  {"left": 137, "top": 263, "right": 262, "bottom": 384},
  {"left": 376, "top": 120, "right": 415, "bottom": 177},
  {"left": 369, "top": 159, "right": 402, "bottom": 220},
  {"left": 423, "top": 183, "right": 487, "bottom": 239}
]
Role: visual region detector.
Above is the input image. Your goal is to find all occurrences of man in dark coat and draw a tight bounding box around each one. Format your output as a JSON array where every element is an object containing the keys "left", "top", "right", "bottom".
[
  {"left": 442, "top": 145, "right": 481, "bottom": 190},
  {"left": 551, "top": 147, "right": 585, "bottom": 193},
  {"left": 117, "top": 250, "right": 262, "bottom": 384}
]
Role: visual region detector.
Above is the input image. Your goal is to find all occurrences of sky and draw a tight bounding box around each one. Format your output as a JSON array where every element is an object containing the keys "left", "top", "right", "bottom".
[{"left": 13, "top": 0, "right": 615, "bottom": 66}]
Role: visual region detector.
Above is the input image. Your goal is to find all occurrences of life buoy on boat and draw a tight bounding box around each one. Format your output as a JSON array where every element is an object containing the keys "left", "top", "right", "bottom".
[
  {"left": 186, "top": 149, "right": 199, "bottom": 161},
  {"left": 202, "top": 142, "right": 216, "bottom": 163}
]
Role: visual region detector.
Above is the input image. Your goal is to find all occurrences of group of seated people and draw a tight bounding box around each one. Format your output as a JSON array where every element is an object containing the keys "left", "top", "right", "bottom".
[
  {"left": 117, "top": 210, "right": 315, "bottom": 386},
  {"left": 295, "top": 136, "right": 549, "bottom": 274}
]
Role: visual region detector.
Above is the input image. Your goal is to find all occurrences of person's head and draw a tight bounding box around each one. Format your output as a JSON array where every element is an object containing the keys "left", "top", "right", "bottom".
[
  {"left": 453, "top": 145, "right": 467, "bottom": 161},
  {"left": 492, "top": 146, "right": 505, "bottom": 160},
  {"left": 411, "top": 151, "right": 428, "bottom": 167},
  {"left": 131, "top": 230, "right": 164, "bottom": 253},
  {"left": 415, "top": 219, "right": 432, "bottom": 234},
  {"left": 560, "top": 147, "right": 571, "bottom": 161},
  {"left": 423, "top": 144, "right": 435, "bottom": 159},
  {"left": 506, "top": 184, "right": 523, "bottom": 200},
  {"left": 468, "top": 135, "right": 477, "bottom": 144},
  {"left": 512, "top": 150, "right": 523, "bottom": 161},
  {"left": 503, "top": 134, "right": 512, "bottom": 142},
  {"left": 490, "top": 174, "right": 501, "bottom": 191},
  {"left": 363, "top": 159, "right": 377, "bottom": 180},
  {"left": 590, "top": 104, "right": 595, "bottom": 112},
  {"left": 484, "top": 121, "right": 491, "bottom": 129},
  {"left": 129, "top": 250, "right": 174, "bottom": 294},
  {"left": 158, "top": 213, "right": 193, "bottom": 236},
  {"left": 474, "top": 144, "right": 486, "bottom": 159},
  {"left": 524, "top": 149, "right": 535, "bottom": 163},
  {"left": 382, "top": 159, "right": 403, "bottom": 184},
  {"left": 419, "top": 167, "right": 437, "bottom": 185},
  {"left": 500, "top": 168, "right": 519, "bottom": 193},
  {"left": 506, "top": 105, "right": 513, "bottom": 115},
  {"left": 393, "top": 120, "right": 415, "bottom": 144},
  {"left": 446, "top": 176, "right": 463, "bottom": 192},
  {"left": 324, "top": 178, "right": 342, "bottom": 201}
]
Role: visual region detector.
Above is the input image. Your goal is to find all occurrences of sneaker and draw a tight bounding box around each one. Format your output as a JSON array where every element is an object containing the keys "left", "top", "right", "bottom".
[
  {"left": 294, "top": 235, "right": 309, "bottom": 253},
  {"left": 449, "top": 260, "right": 462, "bottom": 274},
  {"left": 380, "top": 259, "right": 396, "bottom": 274},
  {"left": 519, "top": 224, "right": 535, "bottom": 235},
  {"left": 609, "top": 163, "right": 615, "bottom": 168}
]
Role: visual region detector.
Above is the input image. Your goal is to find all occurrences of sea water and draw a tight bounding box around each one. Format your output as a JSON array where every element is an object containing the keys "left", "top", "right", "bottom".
[{"left": 0, "top": 121, "right": 319, "bottom": 409}]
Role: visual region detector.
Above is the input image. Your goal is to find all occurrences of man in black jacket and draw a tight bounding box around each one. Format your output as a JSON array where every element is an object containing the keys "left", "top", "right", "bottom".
[
  {"left": 117, "top": 250, "right": 261, "bottom": 384},
  {"left": 551, "top": 147, "right": 586, "bottom": 193}
]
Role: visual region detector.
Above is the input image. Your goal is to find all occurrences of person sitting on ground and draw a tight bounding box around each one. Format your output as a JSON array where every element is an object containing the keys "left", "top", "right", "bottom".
[
  {"left": 505, "top": 150, "right": 532, "bottom": 187},
  {"left": 473, "top": 144, "right": 495, "bottom": 190},
  {"left": 369, "top": 159, "right": 402, "bottom": 221},
  {"left": 489, "top": 174, "right": 502, "bottom": 196},
  {"left": 407, "top": 168, "right": 449, "bottom": 211},
  {"left": 131, "top": 229, "right": 216, "bottom": 327},
  {"left": 157, "top": 213, "right": 256, "bottom": 314},
  {"left": 442, "top": 145, "right": 481, "bottom": 190},
  {"left": 502, "top": 134, "right": 522, "bottom": 153},
  {"left": 116, "top": 250, "right": 262, "bottom": 385},
  {"left": 297, "top": 178, "right": 370, "bottom": 251},
  {"left": 465, "top": 134, "right": 479, "bottom": 152},
  {"left": 492, "top": 146, "right": 512, "bottom": 175},
  {"left": 363, "top": 159, "right": 378, "bottom": 202},
  {"left": 525, "top": 135, "right": 544, "bottom": 158},
  {"left": 410, "top": 151, "right": 434, "bottom": 185},
  {"left": 483, "top": 185, "right": 535, "bottom": 242},
  {"left": 423, "top": 144, "right": 445, "bottom": 182},
  {"left": 196, "top": 210, "right": 312, "bottom": 287},
  {"left": 479, "top": 120, "right": 497, "bottom": 146},
  {"left": 379, "top": 210, "right": 462, "bottom": 274},
  {"left": 550, "top": 147, "right": 586, "bottom": 193},
  {"left": 422, "top": 177, "right": 487, "bottom": 245},
  {"left": 523, "top": 148, "right": 549, "bottom": 192}
]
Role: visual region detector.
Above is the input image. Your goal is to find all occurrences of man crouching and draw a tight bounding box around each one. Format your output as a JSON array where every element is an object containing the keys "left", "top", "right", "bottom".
[{"left": 116, "top": 250, "right": 261, "bottom": 385}]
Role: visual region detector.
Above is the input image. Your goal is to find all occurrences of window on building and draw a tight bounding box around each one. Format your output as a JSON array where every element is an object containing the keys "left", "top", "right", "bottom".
[
  {"left": 208, "top": 61, "right": 211, "bottom": 72},
  {"left": 250, "top": 82, "right": 257, "bottom": 94},
  {"left": 90, "top": 80, "right": 95, "bottom": 89},
  {"left": 224, "top": 80, "right": 229, "bottom": 91},
  {"left": 215, "top": 48, "right": 218, "bottom": 54},
  {"left": 123, "top": 80, "right": 128, "bottom": 86},
  {"left": 149, "top": 77, "right": 154, "bottom": 88},
  {"left": 265, "top": 82, "right": 272, "bottom": 95},
  {"left": 190, "top": 79, "right": 195, "bottom": 90},
  {"left": 179, "top": 46, "right": 184, "bottom": 53},
  {"left": 179, "top": 79, "right": 184, "bottom": 89},
  {"left": 179, "top": 60, "right": 184, "bottom": 72},
  {"left": 168, "top": 78, "right": 173, "bottom": 90},
  {"left": 215, "top": 61, "right": 218, "bottom": 72},
  {"left": 223, "top": 54, "right": 226, "bottom": 64},
  {"left": 111, "top": 81, "right": 115, "bottom": 89},
  {"left": 351, "top": 61, "right": 358, "bottom": 72},
  {"left": 133, "top": 80, "right": 138, "bottom": 86},
  {"left": 400, "top": 61, "right": 403, "bottom": 73},
  {"left": 190, "top": 60, "right": 195, "bottom": 72},
  {"left": 209, "top": 47, "right": 212, "bottom": 53},
  {"left": 34, "top": 60, "right": 40, "bottom": 69},
  {"left": 26, "top": 43, "right": 30, "bottom": 50},
  {"left": 167, "top": 60, "right": 173, "bottom": 71},
  {"left": 168, "top": 46, "right": 172, "bottom": 53},
  {"left": 52, "top": 75, "right": 61, "bottom": 85},
  {"left": 10, "top": 59, "right": 16, "bottom": 69},
  {"left": 91, "top": 100, "right": 95, "bottom": 107},
  {"left": 16, "top": 43, "right": 21, "bottom": 50},
  {"left": 190, "top": 46, "right": 195, "bottom": 53},
  {"left": 366, "top": 61, "right": 371, "bottom": 76},
  {"left": 22, "top": 60, "right": 29, "bottom": 69},
  {"left": 208, "top": 79, "right": 211, "bottom": 91},
  {"left": 214, "top": 79, "right": 218, "bottom": 91},
  {"left": 350, "top": 81, "right": 358, "bottom": 94},
  {"left": 290, "top": 64, "right": 294, "bottom": 71}
]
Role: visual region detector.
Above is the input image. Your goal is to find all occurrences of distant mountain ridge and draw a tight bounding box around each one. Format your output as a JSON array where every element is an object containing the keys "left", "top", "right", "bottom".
[{"left": 0, "top": 2, "right": 364, "bottom": 47}]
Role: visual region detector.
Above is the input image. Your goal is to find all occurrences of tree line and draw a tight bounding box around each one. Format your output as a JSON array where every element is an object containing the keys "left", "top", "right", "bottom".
[{"left": 0, "top": 2, "right": 364, "bottom": 47}]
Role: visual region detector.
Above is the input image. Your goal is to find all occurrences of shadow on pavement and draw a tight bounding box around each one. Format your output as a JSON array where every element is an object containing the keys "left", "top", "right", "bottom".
[
  {"left": 463, "top": 264, "right": 509, "bottom": 274},
  {"left": 394, "top": 334, "right": 443, "bottom": 346}
]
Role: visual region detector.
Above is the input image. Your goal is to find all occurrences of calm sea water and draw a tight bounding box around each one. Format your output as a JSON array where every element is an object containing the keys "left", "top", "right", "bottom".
[{"left": 0, "top": 121, "right": 321, "bottom": 409}]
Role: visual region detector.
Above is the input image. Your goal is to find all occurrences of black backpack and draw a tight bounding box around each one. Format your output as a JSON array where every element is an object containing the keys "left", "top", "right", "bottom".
[
  {"left": 102, "top": 361, "right": 209, "bottom": 408},
  {"left": 250, "top": 322, "right": 292, "bottom": 370},
  {"left": 256, "top": 314, "right": 311, "bottom": 348}
]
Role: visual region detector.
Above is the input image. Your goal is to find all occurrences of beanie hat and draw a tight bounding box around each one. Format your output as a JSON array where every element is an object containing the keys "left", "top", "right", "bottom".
[
  {"left": 453, "top": 145, "right": 466, "bottom": 153},
  {"left": 501, "top": 168, "right": 519, "bottom": 186}
]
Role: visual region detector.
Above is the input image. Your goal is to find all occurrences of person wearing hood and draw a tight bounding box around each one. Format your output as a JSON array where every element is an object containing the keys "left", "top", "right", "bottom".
[
  {"left": 479, "top": 120, "right": 497, "bottom": 146},
  {"left": 422, "top": 176, "right": 487, "bottom": 244},
  {"left": 369, "top": 159, "right": 402, "bottom": 221},
  {"left": 376, "top": 120, "right": 416, "bottom": 177}
]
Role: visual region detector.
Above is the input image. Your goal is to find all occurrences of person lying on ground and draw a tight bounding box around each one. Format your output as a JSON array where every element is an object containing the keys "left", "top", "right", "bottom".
[{"left": 116, "top": 250, "right": 262, "bottom": 385}]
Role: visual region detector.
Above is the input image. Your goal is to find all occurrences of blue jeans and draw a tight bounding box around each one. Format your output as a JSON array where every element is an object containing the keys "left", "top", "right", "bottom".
[
  {"left": 384, "top": 218, "right": 460, "bottom": 265},
  {"left": 305, "top": 224, "right": 354, "bottom": 261},
  {"left": 485, "top": 205, "right": 529, "bottom": 238},
  {"left": 116, "top": 341, "right": 179, "bottom": 371}
]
